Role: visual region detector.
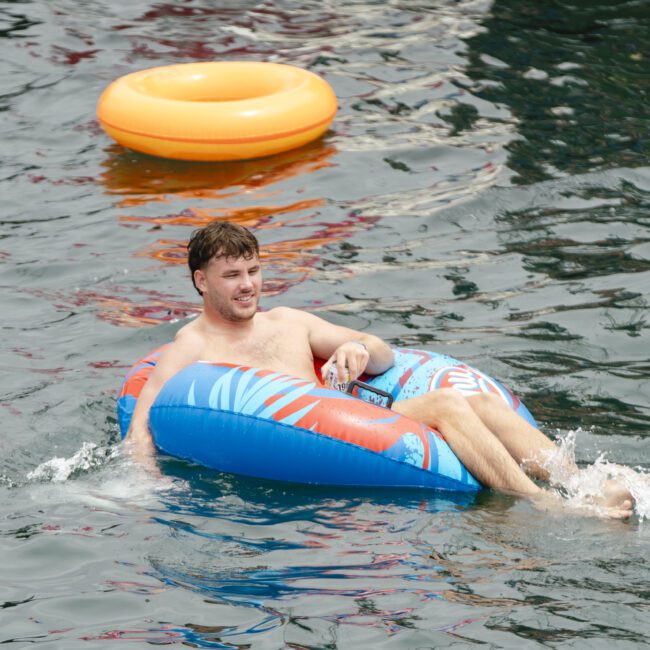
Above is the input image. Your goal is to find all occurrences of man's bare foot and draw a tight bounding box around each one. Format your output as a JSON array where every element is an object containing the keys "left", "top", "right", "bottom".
[
  {"left": 591, "top": 479, "right": 635, "bottom": 519},
  {"left": 529, "top": 481, "right": 635, "bottom": 520}
]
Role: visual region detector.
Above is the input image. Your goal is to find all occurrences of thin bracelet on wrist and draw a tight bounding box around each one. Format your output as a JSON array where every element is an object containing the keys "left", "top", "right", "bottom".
[{"left": 352, "top": 340, "right": 368, "bottom": 352}]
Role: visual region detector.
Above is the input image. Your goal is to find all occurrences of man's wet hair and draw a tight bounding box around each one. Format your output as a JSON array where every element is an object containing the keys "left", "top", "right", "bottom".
[{"left": 187, "top": 221, "right": 259, "bottom": 296}]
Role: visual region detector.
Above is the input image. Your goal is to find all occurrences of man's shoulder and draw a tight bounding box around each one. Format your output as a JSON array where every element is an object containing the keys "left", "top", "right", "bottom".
[
  {"left": 173, "top": 318, "right": 208, "bottom": 349},
  {"left": 264, "top": 306, "right": 307, "bottom": 321}
]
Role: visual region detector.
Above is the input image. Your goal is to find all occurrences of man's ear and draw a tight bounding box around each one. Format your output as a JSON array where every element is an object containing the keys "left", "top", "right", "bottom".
[{"left": 194, "top": 269, "right": 206, "bottom": 294}]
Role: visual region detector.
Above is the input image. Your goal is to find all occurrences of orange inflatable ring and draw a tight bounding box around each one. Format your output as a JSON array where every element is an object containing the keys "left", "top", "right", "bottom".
[{"left": 97, "top": 62, "right": 337, "bottom": 162}]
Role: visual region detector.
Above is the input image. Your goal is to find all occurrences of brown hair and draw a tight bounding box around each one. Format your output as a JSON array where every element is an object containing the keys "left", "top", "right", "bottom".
[{"left": 187, "top": 221, "right": 259, "bottom": 295}]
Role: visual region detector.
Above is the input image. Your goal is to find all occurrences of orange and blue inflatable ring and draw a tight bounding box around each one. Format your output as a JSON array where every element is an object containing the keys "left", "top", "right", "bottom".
[
  {"left": 117, "top": 346, "right": 537, "bottom": 492},
  {"left": 97, "top": 61, "right": 337, "bottom": 161}
]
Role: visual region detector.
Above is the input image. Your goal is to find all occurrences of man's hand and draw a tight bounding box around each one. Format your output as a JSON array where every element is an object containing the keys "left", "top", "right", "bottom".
[{"left": 321, "top": 340, "right": 370, "bottom": 385}]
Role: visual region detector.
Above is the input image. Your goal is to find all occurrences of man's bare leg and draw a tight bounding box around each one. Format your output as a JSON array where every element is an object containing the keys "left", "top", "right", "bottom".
[
  {"left": 465, "top": 392, "right": 635, "bottom": 516},
  {"left": 465, "top": 392, "right": 562, "bottom": 481},
  {"left": 392, "top": 389, "right": 634, "bottom": 518},
  {"left": 393, "top": 388, "right": 543, "bottom": 496}
]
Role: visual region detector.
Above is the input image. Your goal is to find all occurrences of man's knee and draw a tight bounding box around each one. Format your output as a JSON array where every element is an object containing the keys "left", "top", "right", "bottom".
[
  {"left": 427, "top": 388, "right": 473, "bottom": 418},
  {"left": 467, "top": 391, "right": 509, "bottom": 412},
  {"left": 394, "top": 388, "right": 473, "bottom": 428}
]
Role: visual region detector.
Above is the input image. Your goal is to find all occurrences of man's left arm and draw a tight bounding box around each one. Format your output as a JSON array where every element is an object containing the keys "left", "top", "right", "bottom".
[{"left": 281, "top": 308, "right": 394, "bottom": 383}]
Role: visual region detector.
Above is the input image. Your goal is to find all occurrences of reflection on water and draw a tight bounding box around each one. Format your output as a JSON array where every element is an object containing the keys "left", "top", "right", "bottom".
[
  {"left": 464, "top": 0, "right": 649, "bottom": 184},
  {"left": 100, "top": 142, "right": 337, "bottom": 199},
  {"left": 25, "top": 285, "right": 201, "bottom": 327}
]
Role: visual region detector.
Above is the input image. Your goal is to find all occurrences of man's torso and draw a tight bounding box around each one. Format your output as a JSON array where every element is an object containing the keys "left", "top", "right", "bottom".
[{"left": 180, "top": 308, "right": 320, "bottom": 382}]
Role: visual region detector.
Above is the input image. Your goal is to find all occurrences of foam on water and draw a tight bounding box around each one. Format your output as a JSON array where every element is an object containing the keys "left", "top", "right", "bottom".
[
  {"left": 542, "top": 429, "right": 650, "bottom": 520},
  {"left": 25, "top": 441, "right": 181, "bottom": 510},
  {"left": 27, "top": 442, "right": 120, "bottom": 483}
]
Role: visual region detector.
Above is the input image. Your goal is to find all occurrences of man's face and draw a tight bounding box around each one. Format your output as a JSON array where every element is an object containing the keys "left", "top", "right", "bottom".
[{"left": 194, "top": 254, "right": 262, "bottom": 322}]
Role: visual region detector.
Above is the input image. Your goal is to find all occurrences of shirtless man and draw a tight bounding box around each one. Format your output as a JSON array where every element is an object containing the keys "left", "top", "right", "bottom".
[{"left": 126, "top": 221, "right": 634, "bottom": 518}]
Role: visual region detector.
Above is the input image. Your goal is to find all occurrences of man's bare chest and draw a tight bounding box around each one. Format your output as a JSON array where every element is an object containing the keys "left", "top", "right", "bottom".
[
  {"left": 204, "top": 324, "right": 310, "bottom": 371},
  {"left": 230, "top": 333, "right": 287, "bottom": 366}
]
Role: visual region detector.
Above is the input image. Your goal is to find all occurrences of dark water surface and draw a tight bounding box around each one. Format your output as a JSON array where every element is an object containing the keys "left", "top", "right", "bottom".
[{"left": 2, "top": 0, "right": 649, "bottom": 647}]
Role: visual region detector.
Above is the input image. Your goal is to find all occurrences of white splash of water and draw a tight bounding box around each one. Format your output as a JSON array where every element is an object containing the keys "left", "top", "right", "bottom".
[
  {"left": 0, "top": 475, "right": 17, "bottom": 488},
  {"left": 27, "top": 442, "right": 120, "bottom": 483},
  {"left": 542, "top": 429, "right": 650, "bottom": 520},
  {"left": 25, "top": 441, "right": 182, "bottom": 508}
]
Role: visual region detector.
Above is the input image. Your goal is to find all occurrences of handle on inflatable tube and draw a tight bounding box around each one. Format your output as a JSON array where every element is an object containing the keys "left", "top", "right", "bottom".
[{"left": 346, "top": 380, "right": 394, "bottom": 409}]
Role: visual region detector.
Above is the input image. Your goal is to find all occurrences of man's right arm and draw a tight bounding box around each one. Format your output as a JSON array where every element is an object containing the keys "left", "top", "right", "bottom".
[{"left": 124, "top": 330, "right": 202, "bottom": 465}]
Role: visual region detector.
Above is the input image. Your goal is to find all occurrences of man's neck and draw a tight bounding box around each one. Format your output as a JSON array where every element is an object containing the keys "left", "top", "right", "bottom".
[{"left": 202, "top": 306, "right": 258, "bottom": 337}]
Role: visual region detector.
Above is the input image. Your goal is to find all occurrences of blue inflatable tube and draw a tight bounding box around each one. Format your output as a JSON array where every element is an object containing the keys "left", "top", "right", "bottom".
[{"left": 118, "top": 347, "right": 536, "bottom": 492}]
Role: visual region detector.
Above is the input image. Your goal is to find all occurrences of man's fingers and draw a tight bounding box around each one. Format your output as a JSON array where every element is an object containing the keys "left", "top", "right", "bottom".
[
  {"left": 322, "top": 343, "right": 370, "bottom": 385},
  {"left": 335, "top": 352, "right": 348, "bottom": 382},
  {"left": 349, "top": 346, "right": 369, "bottom": 380},
  {"left": 347, "top": 357, "right": 359, "bottom": 380},
  {"left": 321, "top": 358, "right": 334, "bottom": 380}
]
